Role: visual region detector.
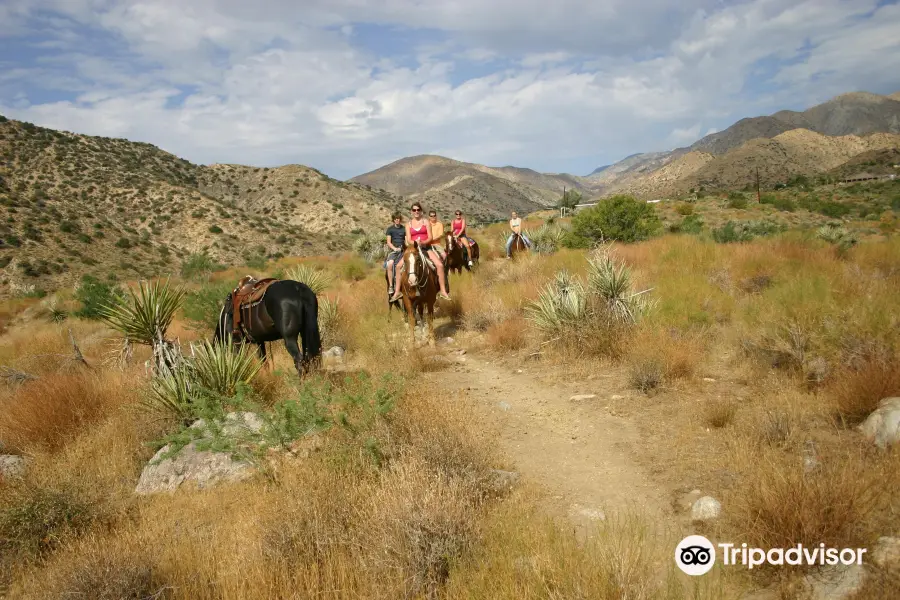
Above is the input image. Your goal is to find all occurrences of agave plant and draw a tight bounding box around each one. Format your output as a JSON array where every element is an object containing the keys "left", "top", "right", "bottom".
[
  {"left": 529, "top": 223, "right": 567, "bottom": 255},
  {"left": 586, "top": 246, "right": 655, "bottom": 325},
  {"left": 190, "top": 339, "right": 264, "bottom": 397},
  {"left": 353, "top": 231, "right": 389, "bottom": 263},
  {"left": 98, "top": 277, "right": 186, "bottom": 373},
  {"left": 284, "top": 263, "right": 335, "bottom": 294},
  {"left": 524, "top": 270, "right": 587, "bottom": 335},
  {"left": 816, "top": 223, "right": 857, "bottom": 252}
]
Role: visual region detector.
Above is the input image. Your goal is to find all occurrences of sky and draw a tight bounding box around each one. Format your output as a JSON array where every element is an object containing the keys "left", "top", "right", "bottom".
[{"left": 1, "top": 0, "right": 899, "bottom": 179}]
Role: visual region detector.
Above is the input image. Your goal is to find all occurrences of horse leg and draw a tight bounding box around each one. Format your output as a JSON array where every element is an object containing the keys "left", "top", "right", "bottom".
[
  {"left": 257, "top": 342, "right": 270, "bottom": 372},
  {"left": 284, "top": 335, "right": 305, "bottom": 378},
  {"left": 404, "top": 297, "right": 416, "bottom": 344}
]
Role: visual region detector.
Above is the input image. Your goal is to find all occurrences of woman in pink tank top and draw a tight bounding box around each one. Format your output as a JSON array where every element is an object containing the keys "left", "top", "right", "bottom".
[
  {"left": 390, "top": 202, "right": 451, "bottom": 301},
  {"left": 451, "top": 210, "right": 474, "bottom": 267}
]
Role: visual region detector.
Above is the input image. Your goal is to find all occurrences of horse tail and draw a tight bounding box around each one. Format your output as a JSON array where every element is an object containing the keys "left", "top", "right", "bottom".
[{"left": 303, "top": 292, "right": 322, "bottom": 358}]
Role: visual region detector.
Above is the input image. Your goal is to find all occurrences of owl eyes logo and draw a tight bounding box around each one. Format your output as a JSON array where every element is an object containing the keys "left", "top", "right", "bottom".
[{"left": 675, "top": 535, "right": 716, "bottom": 575}]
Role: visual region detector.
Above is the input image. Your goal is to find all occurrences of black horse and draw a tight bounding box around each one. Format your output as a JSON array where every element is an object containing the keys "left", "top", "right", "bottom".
[{"left": 214, "top": 279, "right": 322, "bottom": 377}]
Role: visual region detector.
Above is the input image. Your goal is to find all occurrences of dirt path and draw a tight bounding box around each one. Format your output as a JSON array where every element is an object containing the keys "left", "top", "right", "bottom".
[{"left": 432, "top": 349, "right": 671, "bottom": 532}]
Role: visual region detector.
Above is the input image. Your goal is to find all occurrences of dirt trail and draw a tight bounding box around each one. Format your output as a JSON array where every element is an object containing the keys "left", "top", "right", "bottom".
[{"left": 433, "top": 349, "right": 671, "bottom": 532}]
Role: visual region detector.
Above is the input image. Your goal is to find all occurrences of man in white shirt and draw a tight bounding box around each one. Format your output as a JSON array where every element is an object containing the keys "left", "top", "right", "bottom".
[{"left": 505, "top": 211, "right": 532, "bottom": 258}]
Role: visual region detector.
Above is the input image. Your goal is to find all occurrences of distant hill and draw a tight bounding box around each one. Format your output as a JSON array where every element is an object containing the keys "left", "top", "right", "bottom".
[
  {"left": 350, "top": 155, "right": 589, "bottom": 221},
  {"left": 0, "top": 116, "right": 401, "bottom": 293},
  {"left": 594, "top": 90, "right": 900, "bottom": 198}
]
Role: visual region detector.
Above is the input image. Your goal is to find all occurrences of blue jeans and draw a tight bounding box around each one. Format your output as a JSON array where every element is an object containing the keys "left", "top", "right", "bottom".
[{"left": 506, "top": 234, "right": 531, "bottom": 256}]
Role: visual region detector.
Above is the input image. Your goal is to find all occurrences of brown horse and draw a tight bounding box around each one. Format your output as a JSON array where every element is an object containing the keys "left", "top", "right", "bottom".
[
  {"left": 444, "top": 233, "right": 479, "bottom": 277},
  {"left": 509, "top": 232, "right": 528, "bottom": 259},
  {"left": 398, "top": 242, "right": 438, "bottom": 344}
]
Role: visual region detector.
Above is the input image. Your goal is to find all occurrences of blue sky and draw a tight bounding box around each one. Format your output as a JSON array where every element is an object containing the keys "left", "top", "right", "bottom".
[{"left": 1, "top": 0, "right": 899, "bottom": 179}]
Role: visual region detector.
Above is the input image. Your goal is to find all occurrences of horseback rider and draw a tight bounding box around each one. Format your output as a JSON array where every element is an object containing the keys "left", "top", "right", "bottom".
[
  {"left": 428, "top": 210, "right": 447, "bottom": 261},
  {"left": 384, "top": 212, "right": 405, "bottom": 297},
  {"left": 391, "top": 202, "right": 452, "bottom": 302},
  {"left": 451, "top": 210, "right": 474, "bottom": 267},
  {"left": 506, "top": 210, "right": 532, "bottom": 258}
]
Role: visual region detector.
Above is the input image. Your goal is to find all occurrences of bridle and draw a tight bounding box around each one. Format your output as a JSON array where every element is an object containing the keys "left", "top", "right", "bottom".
[{"left": 405, "top": 244, "right": 429, "bottom": 296}]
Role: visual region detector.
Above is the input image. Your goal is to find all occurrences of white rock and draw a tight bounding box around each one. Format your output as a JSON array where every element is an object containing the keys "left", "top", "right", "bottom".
[
  {"left": 323, "top": 346, "right": 345, "bottom": 358},
  {"left": 438, "top": 337, "right": 455, "bottom": 345},
  {"left": 610, "top": 394, "right": 625, "bottom": 401},
  {"left": 135, "top": 442, "right": 255, "bottom": 495},
  {"left": 488, "top": 469, "right": 520, "bottom": 494},
  {"left": 691, "top": 496, "right": 722, "bottom": 521},
  {"left": 569, "top": 394, "right": 597, "bottom": 402},
  {"left": 803, "top": 565, "right": 866, "bottom": 600},
  {"left": 0, "top": 454, "right": 27, "bottom": 479},
  {"left": 498, "top": 401, "right": 511, "bottom": 411},
  {"left": 871, "top": 536, "right": 900, "bottom": 569},
  {"left": 858, "top": 397, "right": 900, "bottom": 448}
]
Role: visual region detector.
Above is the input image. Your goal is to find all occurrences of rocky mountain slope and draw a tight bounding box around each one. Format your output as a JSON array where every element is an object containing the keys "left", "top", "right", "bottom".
[
  {"left": 350, "top": 155, "right": 589, "bottom": 221},
  {"left": 0, "top": 116, "right": 402, "bottom": 294},
  {"left": 590, "top": 90, "right": 900, "bottom": 198}
]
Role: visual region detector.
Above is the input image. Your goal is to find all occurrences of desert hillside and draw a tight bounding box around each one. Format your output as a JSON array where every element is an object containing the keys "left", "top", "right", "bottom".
[
  {"left": 673, "top": 129, "right": 900, "bottom": 195},
  {"left": 589, "top": 90, "right": 900, "bottom": 198},
  {"left": 350, "top": 154, "right": 588, "bottom": 220},
  {"left": 0, "top": 116, "right": 403, "bottom": 294}
]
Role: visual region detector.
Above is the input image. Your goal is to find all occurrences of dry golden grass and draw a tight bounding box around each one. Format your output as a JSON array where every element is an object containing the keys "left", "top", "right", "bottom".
[
  {"left": 486, "top": 315, "right": 528, "bottom": 351},
  {"left": 0, "top": 370, "right": 137, "bottom": 454},
  {"left": 829, "top": 356, "right": 900, "bottom": 425}
]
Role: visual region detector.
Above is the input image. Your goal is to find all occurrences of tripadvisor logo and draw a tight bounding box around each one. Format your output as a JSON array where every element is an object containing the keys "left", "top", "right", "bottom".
[
  {"left": 675, "top": 535, "right": 870, "bottom": 576},
  {"left": 675, "top": 535, "right": 716, "bottom": 576}
]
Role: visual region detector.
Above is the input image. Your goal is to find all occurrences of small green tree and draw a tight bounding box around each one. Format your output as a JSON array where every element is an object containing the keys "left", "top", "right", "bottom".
[
  {"left": 563, "top": 195, "right": 660, "bottom": 247},
  {"left": 558, "top": 189, "right": 582, "bottom": 210}
]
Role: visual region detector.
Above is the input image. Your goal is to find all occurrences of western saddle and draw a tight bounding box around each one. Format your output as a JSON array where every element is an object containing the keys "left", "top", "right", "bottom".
[{"left": 231, "top": 275, "right": 278, "bottom": 338}]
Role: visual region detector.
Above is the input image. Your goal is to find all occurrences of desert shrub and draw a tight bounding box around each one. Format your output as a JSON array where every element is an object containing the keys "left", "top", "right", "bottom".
[
  {"left": 0, "top": 483, "right": 95, "bottom": 559},
  {"left": 527, "top": 223, "right": 567, "bottom": 255},
  {"left": 816, "top": 223, "right": 858, "bottom": 256},
  {"left": 675, "top": 203, "right": 693, "bottom": 216},
  {"left": 208, "top": 225, "right": 223, "bottom": 234},
  {"left": 562, "top": 195, "right": 660, "bottom": 247},
  {"left": 181, "top": 280, "right": 233, "bottom": 331},
  {"left": 317, "top": 296, "right": 342, "bottom": 348},
  {"left": 180, "top": 251, "right": 222, "bottom": 281},
  {"left": 342, "top": 259, "right": 367, "bottom": 282},
  {"left": 727, "top": 192, "right": 748, "bottom": 209},
  {"left": 817, "top": 201, "right": 852, "bottom": 219},
  {"left": 829, "top": 356, "right": 900, "bottom": 425},
  {"left": 671, "top": 214, "right": 704, "bottom": 235},
  {"left": 73, "top": 275, "right": 125, "bottom": 319},
  {"left": 712, "top": 220, "right": 783, "bottom": 243}
]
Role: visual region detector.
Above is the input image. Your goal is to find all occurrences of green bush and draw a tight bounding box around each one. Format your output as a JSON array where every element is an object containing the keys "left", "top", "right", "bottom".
[
  {"left": 74, "top": 275, "right": 126, "bottom": 319},
  {"left": 818, "top": 201, "right": 852, "bottom": 219},
  {"left": 180, "top": 251, "right": 223, "bottom": 281},
  {"left": 727, "top": 193, "right": 748, "bottom": 209},
  {"left": 182, "top": 281, "right": 234, "bottom": 331},
  {"left": 208, "top": 225, "right": 223, "bottom": 234},
  {"left": 563, "top": 195, "right": 660, "bottom": 247},
  {"left": 672, "top": 214, "right": 704, "bottom": 235}
]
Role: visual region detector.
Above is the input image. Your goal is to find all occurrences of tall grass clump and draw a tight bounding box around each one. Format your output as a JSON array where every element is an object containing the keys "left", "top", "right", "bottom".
[{"left": 284, "top": 264, "right": 334, "bottom": 294}]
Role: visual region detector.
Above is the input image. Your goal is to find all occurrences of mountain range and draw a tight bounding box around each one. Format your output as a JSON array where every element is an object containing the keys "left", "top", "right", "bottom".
[
  {"left": 353, "top": 90, "right": 900, "bottom": 202},
  {"left": 1, "top": 89, "right": 899, "bottom": 293}
]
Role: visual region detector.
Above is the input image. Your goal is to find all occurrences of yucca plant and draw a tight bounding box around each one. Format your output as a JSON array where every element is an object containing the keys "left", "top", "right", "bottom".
[
  {"left": 524, "top": 270, "right": 587, "bottom": 335},
  {"left": 190, "top": 339, "right": 264, "bottom": 397},
  {"left": 285, "top": 263, "right": 335, "bottom": 294},
  {"left": 353, "top": 231, "right": 389, "bottom": 263},
  {"left": 144, "top": 366, "right": 195, "bottom": 420},
  {"left": 529, "top": 223, "right": 567, "bottom": 255},
  {"left": 98, "top": 277, "right": 186, "bottom": 374},
  {"left": 318, "top": 296, "right": 341, "bottom": 347},
  {"left": 586, "top": 246, "right": 655, "bottom": 324},
  {"left": 816, "top": 223, "right": 858, "bottom": 254}
]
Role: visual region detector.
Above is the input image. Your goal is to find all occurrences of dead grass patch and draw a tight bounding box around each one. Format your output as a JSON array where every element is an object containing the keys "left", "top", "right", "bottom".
[
  {"left": 486, "top": 315, "right": 528, "bottom": 351},
  {"left": 0, "top": 371, "right": 135, "bottom": 454},
  {"left": 829, "top": 355, "right": 900, "bottom": 425},
  {"left": 703, "top": 400, "right": 737, "bottom": 429}
]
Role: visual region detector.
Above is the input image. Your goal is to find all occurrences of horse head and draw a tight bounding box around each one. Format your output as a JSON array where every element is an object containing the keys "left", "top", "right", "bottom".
[
  {"left": 404, "top": 241, "right": 426, "bottom": 293},
  {"left": 445, "top": 232, "right": 456, "bottom": 252}
]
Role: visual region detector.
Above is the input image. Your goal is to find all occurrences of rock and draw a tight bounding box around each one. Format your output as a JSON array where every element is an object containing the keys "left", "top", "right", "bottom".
[
  {"left": 135, "top": 442, "right": 255, "bottom": 495},
  {"left": 498, "top": 401, "right": 511, "bottom": 411},
  {"left": 569, "top": 394, "right": 597, "bottom": 402},
  {"left": 673, "top": 489, "right": 704, "bottom": 514},
  {"left": 871, "top": 536, "right": 900, "bottom": 569},
  {"left": 323, "top": 346, "right": 345, "bottom": 359},
  {"left": 438, "top": 337, "right": 455, "bottom": 345},
  {"left": 610, "top": 394, "right": 624, "bottom": 400},
  {"left": 135, "top": 411, "right": 267, "bottom": 495},
  {"left": 802, "top": 565, "right": 867, "bottom": 600},
  {"left": 0, "top": 454, "right": 27, "bottom": 479},
  {"left": 487, "top": 469, "right": 520, "bottom": 494},
  {"left": 802, "top": 440, "right": 820, "bottom": 473},
  {"left": 691, "top": 496, "right": 722, "bottom": 522},
  {"left": 703, "top": 377, "right": 716, "bottom": 382},
  {"left": 288, "top": 434, "right": 326, "bottom": 459},
  {"left": 570, "top": 505, "right": 606, "bottom": 521},
  {"left": 858, "top": 397, "right": 900, "bottom": 448}
]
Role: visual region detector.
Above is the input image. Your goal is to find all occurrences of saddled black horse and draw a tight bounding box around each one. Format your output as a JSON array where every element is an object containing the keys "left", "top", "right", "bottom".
[{"left": 214, "top": 279, "right": 322, "bottom": 377}]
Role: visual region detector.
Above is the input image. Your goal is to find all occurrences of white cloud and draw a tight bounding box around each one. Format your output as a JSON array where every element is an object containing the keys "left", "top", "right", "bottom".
[{"left": 1, "top": 0, "right": 898, "bottom": 179}]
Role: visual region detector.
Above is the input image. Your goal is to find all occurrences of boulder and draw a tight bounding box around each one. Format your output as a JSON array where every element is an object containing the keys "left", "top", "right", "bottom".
[
  {"left": 0, "top": 454, "right": 27, "bottom": 479},
  {"left": 135, "top": 411, "right": 265, "bottom": 495},
  {"left": 858, "top": 397, "right": 900, "bottom": 448},
  {"left": 323, "top": 346, "right": 345, "bottom": 360},
  {"left": 691, "top": 496, "right": 722, "bottom": 522},
  {"left": 487, "top": 469, "right": 520, "bottom": 494},
  {"left": 871, "top": 536, "right": 900, "bottom": 569}
]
